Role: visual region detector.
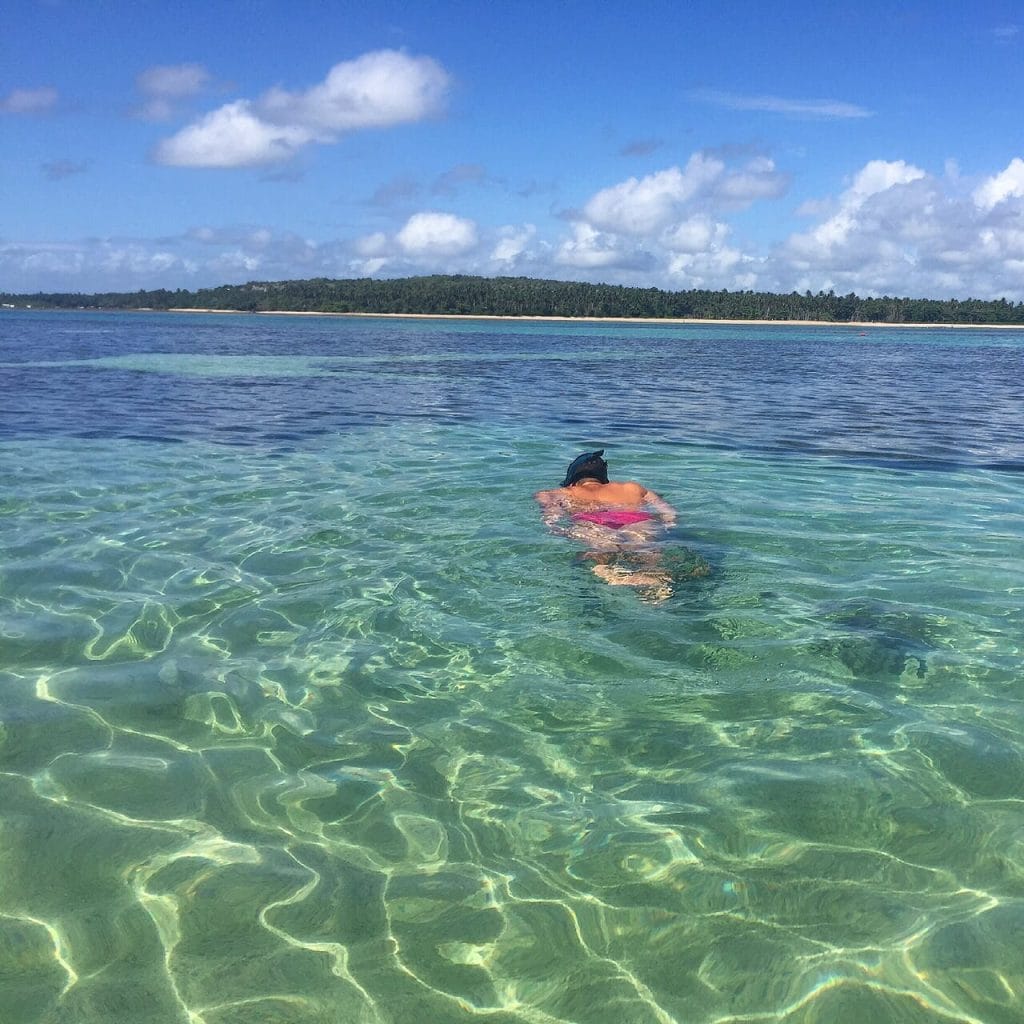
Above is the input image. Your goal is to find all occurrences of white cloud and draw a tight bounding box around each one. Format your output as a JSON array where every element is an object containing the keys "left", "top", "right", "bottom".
[
  {"left": 689, "top": 88, "right": 872, "bottom": 119},
  {"left": 662, "top": 215, "right": 728, "bottom": 253},
  {"left": 351, "top": 256, "right": 390, "bottom": 276},
  {"left": 13, "top": 152, "right": 1024, "bottom": 302},
  {"left": 549, "top": 153, "right": 1024, "bottom": 298},
  {"left": 490, "top": 225, "right": 537, "bottom": 265},
  {"left": 847, "top": 159, "right": 926, "bottom": 199},
  {"left": 155, "top": 100, "right": 310, "bottom": 167},
  {"left": 349, "top": 213, "right": 489, "bottom": 275},
  {"left": 0, "top": 240, "right": 199, "bottom": 286},
  {"left": 581, "top": 154, "right": 787, "bottom": 237},
  {"left": 556, "top": 223, "right": 630, "bottom": 269},
  {"left": 715, "top": 156, "right": 789, "bottom": 204},
  {"left": 552, "top": 153, "right": 785, "bottom": 286},
  {"left": 973, "top": 157, "right": 1024, "bottom": 210},
  {"left": 0, "top": 229, "right": 325, "bottom": 293},
  {"left": 354, "top": 231, "right": 390, "bottom": 257},
  {"left": 207, "top": 250, "right": 262, "bottom": 274},
  {"left": 186, "top": 226, "right": 281, "bottom": 250},
  {"left": 262, "top": 50, "right": 448, "bottom": 134},
  {"left": 396, "top": 212, "right": 478, "bottom": 256},
  {"left": 1, "top": 86, "right": 58, "bottom": 114},
  {"left": 583, "top": 158, "right": 721, "bottom": 235},
  {"left": 666, "top": 245, "right": 749, "bottom": 289},
  {"left": 787, "top": 159, "right": 928, "bottom": 257},
  {"left": 155, "top": 50, "right": 450, "bottom": 168},
  {"left": 772, "top": 156, "right": 1024, "bottom": 298}
]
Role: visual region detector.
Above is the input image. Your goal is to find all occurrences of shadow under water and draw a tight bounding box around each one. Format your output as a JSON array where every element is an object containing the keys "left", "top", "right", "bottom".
[{"left": 815, "top": 599, "right": 940, "bottom": 684}]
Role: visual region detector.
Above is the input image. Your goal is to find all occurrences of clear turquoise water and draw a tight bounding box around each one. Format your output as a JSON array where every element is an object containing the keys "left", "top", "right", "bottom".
[{"left": 2, "top": 311, "right": 1023, "bottom": 1023}]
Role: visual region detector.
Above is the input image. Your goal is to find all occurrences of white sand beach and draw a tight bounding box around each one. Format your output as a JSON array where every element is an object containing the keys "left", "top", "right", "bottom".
[{"left": 165, "top": 308, "right": 1024, "bottom": 329}]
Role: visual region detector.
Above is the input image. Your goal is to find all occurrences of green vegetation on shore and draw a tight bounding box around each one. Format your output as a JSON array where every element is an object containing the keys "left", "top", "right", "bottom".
[{"left": 4, "top": 274, "right": 1024, "bottom": 324}]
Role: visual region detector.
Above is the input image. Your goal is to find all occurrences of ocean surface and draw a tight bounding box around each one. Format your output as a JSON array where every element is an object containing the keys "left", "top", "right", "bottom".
[{"left": 1, "top": 309, "right": 1023, "bottom": 1024}]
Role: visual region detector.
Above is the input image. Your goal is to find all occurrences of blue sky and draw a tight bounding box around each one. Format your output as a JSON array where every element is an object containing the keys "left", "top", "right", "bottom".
[{"left": 5, "top": 0, "right": 1024, "bottom": 298}]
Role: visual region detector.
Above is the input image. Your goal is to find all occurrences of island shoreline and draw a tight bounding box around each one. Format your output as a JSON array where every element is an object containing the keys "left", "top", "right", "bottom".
[{"left": 159, "top": 308, "right": 1024, "bottom": 329}]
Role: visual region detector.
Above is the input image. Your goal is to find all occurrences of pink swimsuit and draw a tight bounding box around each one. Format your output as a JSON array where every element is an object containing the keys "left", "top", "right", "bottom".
[{"left": 571, "top": 509, "right": 654, "bottom": 530}]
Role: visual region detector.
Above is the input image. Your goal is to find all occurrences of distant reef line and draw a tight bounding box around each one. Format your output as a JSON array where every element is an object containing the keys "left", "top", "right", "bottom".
[{"left": 4, "top": 274, "right": 1024, "bottom": 326}]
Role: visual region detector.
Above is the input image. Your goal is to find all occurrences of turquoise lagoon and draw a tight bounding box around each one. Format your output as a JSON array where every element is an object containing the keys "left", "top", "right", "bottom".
[{"left": 1, "top": 311, "right": 1023, "bottom": 1023}]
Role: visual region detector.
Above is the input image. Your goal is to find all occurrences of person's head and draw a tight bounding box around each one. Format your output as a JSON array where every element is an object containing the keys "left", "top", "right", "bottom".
[{"left": 562, "top": 449, "right": 609, "bottom": 487}]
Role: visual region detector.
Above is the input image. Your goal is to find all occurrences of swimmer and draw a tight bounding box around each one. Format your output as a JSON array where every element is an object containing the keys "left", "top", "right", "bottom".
[{"left": 534, "top": 449, "right": 681, "bottom": 598}]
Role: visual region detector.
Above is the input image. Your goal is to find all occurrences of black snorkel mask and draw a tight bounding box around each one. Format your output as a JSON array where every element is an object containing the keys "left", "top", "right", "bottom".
[{"left": 562, "top": 449, "right": 609, "bottom": 487}]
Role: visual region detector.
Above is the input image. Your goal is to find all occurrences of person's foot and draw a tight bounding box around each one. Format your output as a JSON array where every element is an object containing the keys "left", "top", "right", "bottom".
[{"left": 592, "top": 563, "right": 672, "bottom": 602}]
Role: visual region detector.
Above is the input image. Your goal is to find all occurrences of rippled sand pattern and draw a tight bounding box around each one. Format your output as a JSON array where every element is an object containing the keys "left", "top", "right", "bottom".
[{"left": 2, "top": 314, "right": 1024, "bottom": 1023}]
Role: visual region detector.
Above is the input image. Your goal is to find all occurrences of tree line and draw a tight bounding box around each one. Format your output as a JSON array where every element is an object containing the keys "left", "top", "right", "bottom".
[{"left": 4, "top": 274, "right": 1024, "bottom": 324}]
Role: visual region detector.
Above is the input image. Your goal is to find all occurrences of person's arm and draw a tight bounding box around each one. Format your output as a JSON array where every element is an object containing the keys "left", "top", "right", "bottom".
[
  {"left": 534, "top": 489, "right": 566, "bottom": 527},
  {"left": 642, "top": 488, "right": 677, "bottom": 527}
]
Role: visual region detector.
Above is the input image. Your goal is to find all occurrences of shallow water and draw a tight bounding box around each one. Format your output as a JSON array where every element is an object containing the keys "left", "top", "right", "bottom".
[{"left": 2, "top": 311, "right": 1023, "bottom": 1023}]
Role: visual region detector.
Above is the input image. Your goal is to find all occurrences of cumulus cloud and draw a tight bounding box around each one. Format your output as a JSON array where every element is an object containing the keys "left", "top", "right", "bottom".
[
  {"left": 689, "top": 88, "right": 872, "bottom": 119},
  {"left": 259, "top": 50, "right": 448, "bottom": 134},
  {"left": 396, "top": 212, "right": 478, "bottom": 256},
  {"left": 1, "top": 86, "right": 58, "bottom": 114},
  {"left": 156, "top": 101, "right": 311, "bottom": 168},
  {"left": 666, "top": 244, "right": 751, "bottom": 290},
  {"left": 581, "top": 153, "right": 787, "bottom": 237},
  {"left": 715, "top": 155, "right": 791, "bottom": 204},
  {"left": 774, "top": 157, "right": 1024, "bottom": 298},
  {"left": 134, "top": 63, "right": 212, "bottom": 120},
  {"left": 346, "top": 211, "right": 489, "bottom": 276},
  {"left": 557, "top": 223, "right": 636, "bottom": 269},
  {"left": 973, "top": 157, "right": 1024, "bottom": 210},
  {"left": 662, "top": 215, "right": 729, "bottom": 253},
  {"left": 787, "top": 159, "right": 927, "bottom": 256},
  {"left": 848, "top": 159, "right": 927, "bottom": 198},
  {"left": 546, "top": 152, "right": 1024, "bottom": 297},
  {"left": 490, "top": 224, "right": 537, "bottom": 266},
  {"left": 583, "top": 159, "right": 717, "bottom": 235},
  {"left": 13, "top": 151, "right": 1024, "bottom": 301},
  {"left": 155, "top": 50, "right": 450, "bottom": 168},
  {"left": 550, "top": 152, "right": 786, "bottom": 286}
]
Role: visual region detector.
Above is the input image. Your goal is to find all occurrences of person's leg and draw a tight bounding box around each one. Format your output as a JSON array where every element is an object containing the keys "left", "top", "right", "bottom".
[{"left": 590, "top": 559, "right": 672, "bottom": 602}]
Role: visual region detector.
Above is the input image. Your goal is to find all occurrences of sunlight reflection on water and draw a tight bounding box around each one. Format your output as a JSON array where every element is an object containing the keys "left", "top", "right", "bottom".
[{"left": 1, "top": 312, "right": 1023, "bottom": 1023}]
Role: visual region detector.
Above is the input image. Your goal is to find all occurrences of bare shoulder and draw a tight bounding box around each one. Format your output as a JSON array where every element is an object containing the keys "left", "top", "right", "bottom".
[
  {"left": 534, "top": 487, "right": 563, "bottom": 505},
  {"left": 621, "top": 480, "right": 649, "bottom": 500}
]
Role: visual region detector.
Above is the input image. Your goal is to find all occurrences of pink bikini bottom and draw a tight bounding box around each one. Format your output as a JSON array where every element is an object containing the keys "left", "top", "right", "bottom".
[{"left": 571, "top": 509, "right": 654, "bottom": 530}]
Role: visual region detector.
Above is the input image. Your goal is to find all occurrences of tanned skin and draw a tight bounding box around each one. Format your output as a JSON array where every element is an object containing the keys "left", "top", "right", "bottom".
[
  {"left": 533, "top": 477, "right": 677, "bottom": 527},
  {"left": 534, "top": 473, "right": 681, "bottom": 600}
]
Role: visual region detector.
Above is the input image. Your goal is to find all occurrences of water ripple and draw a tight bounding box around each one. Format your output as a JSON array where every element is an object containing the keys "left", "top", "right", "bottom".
[{"left": 2, "top": 314, "right": 1024, "bottom": 1023}]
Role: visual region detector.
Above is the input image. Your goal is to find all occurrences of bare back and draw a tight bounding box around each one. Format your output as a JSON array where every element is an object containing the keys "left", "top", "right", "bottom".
[
  {"left": 535, "top": 478, "right": 676, "bottom": 525},
  {"left": 564, "top": 479, "right": 647, "bottom": 507}
]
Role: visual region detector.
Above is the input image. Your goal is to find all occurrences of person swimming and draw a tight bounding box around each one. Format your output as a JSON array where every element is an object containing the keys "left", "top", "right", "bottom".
[
  {"left": 535, "top": 449, "right": 677, "bottom": 528},
  {"left": 535, "top": 449, "right": 683, "bottom": 598}
]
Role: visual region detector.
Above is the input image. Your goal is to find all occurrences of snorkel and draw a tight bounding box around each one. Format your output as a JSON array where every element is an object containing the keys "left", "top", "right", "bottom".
[{"left": 562, "top": 449, "right": 609, "bottom": 487}]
